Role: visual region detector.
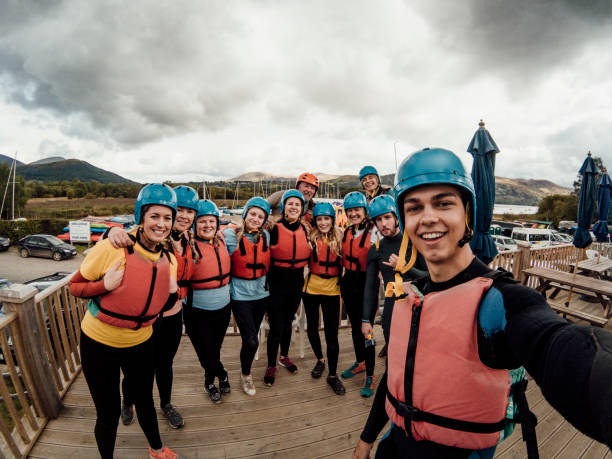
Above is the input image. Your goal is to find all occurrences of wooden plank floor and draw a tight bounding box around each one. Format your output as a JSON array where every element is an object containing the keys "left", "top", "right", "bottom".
[{"left": 30, "top": 294, "right": 610, "bottom": 458}]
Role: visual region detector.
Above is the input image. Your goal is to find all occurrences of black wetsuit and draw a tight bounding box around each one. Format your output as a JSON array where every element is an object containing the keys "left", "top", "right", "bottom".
[
  {"left": 362, "top": 231, "right": 427, "bottom": 343},
  {"left": 361, "top": 257, "right": 612, "bottom": 457}
]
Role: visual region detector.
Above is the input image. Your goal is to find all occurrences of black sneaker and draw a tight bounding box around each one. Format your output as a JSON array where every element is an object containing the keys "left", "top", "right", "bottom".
[
  {"left": 311, "top": 360, "right": 326, "bottom": 379},
  {"left": 121, "top": 402, "right": 134, "bottom": 425},
  {"left": 162, "top": 403, "right": 184, "bottom": 429},
  {"left": 264, "top": 366, "right": 277, "bottom": 387},
  {"left": 327, "top": 375, "right": 346, "bottom": 395},
  {"left": 219, "top": 375, "right": 231, "bottom": 395},
  {"left": 378, "top": 343, "right": 388, "bottom": 358},
  {"left": 205, "top": 383, "right": 222, "bottom": 403}
]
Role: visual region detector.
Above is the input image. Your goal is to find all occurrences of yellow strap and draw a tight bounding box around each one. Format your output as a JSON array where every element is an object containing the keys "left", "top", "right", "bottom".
[
  {"left": 387, "top": 230, "right": 417, "bottom": 297},
  {"left": 375, "top": 234, "right": 380, "bottom": 250}
]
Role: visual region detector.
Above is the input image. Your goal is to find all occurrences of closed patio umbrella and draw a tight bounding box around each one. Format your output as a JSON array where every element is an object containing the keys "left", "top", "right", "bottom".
[
  {"left": 573, "top": 152, "right": 599, "bottom": 249},
  {"left": 592, "top": 170, "right": 612, "bottom": 243},
  {"left": 468, "top": 120, "right": 499, "bottom": 264}
]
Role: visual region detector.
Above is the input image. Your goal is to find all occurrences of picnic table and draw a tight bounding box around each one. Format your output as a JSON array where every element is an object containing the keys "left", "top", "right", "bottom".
[
  {"left": 522, "top": 266, "right": 612, "bottom": 327},
  {"left": 572, "top": 257, "right": 612, "bottom": 278}
]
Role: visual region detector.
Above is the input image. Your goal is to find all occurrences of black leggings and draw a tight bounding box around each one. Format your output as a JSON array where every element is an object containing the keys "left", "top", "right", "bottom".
[
  {"left": 303, "top": 293, "right": 340, "bottom": 376},
  {"left": 231, "top": 297, "right": 268, "bottom": 375},
  {"left": 80, "top": 331, "right": 162, "bottom": 459},
  {"left": 123, "top": 311, "right": 183, "bottom": 408},
  {"left": 266, "top": 286, "right": 303, "bottom": 368},
  {"left": 342, "top": 272, "right": 376, "bottom": 376},
  {"left": 186, "top": 304, "right": 231, "bottom": 386}
]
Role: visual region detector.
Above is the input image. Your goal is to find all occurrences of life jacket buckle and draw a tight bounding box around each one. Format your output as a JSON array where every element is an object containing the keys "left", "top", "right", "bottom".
[{"left": 396, "top": 402, "right": 421, "bottom": 421}]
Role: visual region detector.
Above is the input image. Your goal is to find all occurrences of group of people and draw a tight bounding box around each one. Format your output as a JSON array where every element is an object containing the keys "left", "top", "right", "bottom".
[{"left": 70, "top": 148, "right": 612, "bottom": 459}]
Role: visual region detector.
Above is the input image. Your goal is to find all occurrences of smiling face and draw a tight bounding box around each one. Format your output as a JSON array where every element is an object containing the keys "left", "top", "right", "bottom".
[
  {"left": 244, "top": 207, "right": 266, "bottom": 231},
  {"left": 142, "top": 205, "right": 173, "bottom": 244},
  {"left": 361, "top": 174, "right": 379, "bottom": 192},
  {"left": 196, "top": 215, "right": 218, "bottom": 239},
  {"left": 174, "top": 206, "right": 197, "bottom": 232},
  {"left": 315, "top": 215, "right": 333, "bottom": 233},
  {"left": 346, "top": 207, "right": 366, "bottom": 226},
  {"left": 402, "top": 184, "right": 473, "bottom": 280},
  {"left": 374, "top": 212, "right": 399, "bottom": 238},
  {"left": 284, "top": 197, "right": 303, "bottom": 220},
  {"left": 297, "top": 182, "right": 317, "bottom": 201}
]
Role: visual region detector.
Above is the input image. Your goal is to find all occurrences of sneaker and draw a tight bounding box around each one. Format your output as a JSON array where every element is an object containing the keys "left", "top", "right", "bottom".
[
  {"left": 219, "top": 375, "right": 231, "bottom": 395},
  {"left": 240, "top": 374, "right": 256, "bottom": 396},
  {"left": 279, "top": 356, "right": 298, "bottom": 373},
  {"left": 121, "top": 402, "right": 134, "bottom": 426},
  {"left": 264, "top": 366, "right": 277, "bottom": 387},
  {"left": 341, "top": 361, "right": 366, "bottom": 379},
  {"left": 311, "top": 360, "right": 326, "bottom": 379},
  {"left": 149, "top": 445, "right": 180, "bottom": 459},
  {"left": 162, "top": 403, "right": 184, "bottom": 429},
  {"left": 205, "top": 383, "right": 222, "bottom": 403},
  {"left": 361, "top": 375, "right": 376, "bottom": 398},
  {"left": 327, "top": 375, "right": 346, "bottom": 395},
  {"left": 378, "top": 343, "right": 388, "bottom": 358}
]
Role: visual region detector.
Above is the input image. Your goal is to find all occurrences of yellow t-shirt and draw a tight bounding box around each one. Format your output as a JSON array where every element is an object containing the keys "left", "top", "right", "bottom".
[
  {"left": 80, "top": 238, "right": 177, "bottom": 348},
  {"left": 304, "top": 272, "right": 341, "bottom": 296}
]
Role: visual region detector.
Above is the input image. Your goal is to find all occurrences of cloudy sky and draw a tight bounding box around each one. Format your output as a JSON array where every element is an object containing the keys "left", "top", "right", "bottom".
[{"left": 1, "top": 0, "right": 612, "bottom": 186}]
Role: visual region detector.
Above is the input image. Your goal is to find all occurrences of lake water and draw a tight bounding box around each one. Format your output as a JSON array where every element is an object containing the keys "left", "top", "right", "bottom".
[{"left": 493, "top": 204, "right": 538, "bottom": 215}]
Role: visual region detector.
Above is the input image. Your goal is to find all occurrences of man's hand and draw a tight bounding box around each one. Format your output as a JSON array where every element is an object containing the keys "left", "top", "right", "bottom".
[
  {"left": 383, "top": 253, "right": 399, "bottom": 268},
  {"left": 361, "top": 322, "right": 373, "bottom": 339},
  {"left": 108, "top": 227, "right": 134, "bottom": 249},
  {"left": 103, "top": 261, "right": 124, "bottom": 291},
  {"left": 352, "top": 440, "right": 374, "bottom": 459}
]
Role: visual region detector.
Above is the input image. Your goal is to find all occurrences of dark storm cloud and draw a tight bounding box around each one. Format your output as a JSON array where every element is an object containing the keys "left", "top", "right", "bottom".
[{"left": 413, "top": 0, "right": 612, "bottom": 87}]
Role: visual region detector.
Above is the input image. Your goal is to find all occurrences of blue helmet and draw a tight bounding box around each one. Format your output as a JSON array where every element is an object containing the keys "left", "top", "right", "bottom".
[
  {"left": 194, "top": 199, "right": 220, "bottom": 231},
  {"left": 393, "top": 148, "right": 476, "bottom": 231},
  {"left": 173, "top": 185, "right": 199, "bottom": 211},
  {"left": 369, "top": 194, "right": 397, "bottom": 220},
  {"left": 313, "top": 202, "right": 336, "bottom": 225},
  {"left": 134, "top": 183, "right": 177, "bottom": 225},
  {"left": 280, "top": 189, "right": 306, "bottom": 216},
  {"left": 243, "top": 197, "right": 271, "bottom": 225},
  {"left": 359, "top": 165, "right": 379, "bottom": 182},
  {"left": 343, "top": 191, "right": 369, "bottom": 214}
]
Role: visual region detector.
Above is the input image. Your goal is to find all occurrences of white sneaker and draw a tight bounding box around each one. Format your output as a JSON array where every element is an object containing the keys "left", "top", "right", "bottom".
[{"left": 241, "top": 373, "right": 256, "bottom": 396}]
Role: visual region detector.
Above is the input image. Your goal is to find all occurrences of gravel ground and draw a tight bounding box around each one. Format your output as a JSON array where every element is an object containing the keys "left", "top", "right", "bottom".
[{"left": 0, "top": 246, "right": 84, "bottom": 284}]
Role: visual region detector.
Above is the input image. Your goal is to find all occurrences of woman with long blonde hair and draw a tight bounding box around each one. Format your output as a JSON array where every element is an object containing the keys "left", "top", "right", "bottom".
[{"left": 302, "top": 202, "right": 346, "bottom": 395}]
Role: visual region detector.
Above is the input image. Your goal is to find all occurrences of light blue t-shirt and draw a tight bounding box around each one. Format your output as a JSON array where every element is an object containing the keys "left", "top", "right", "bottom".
[
  {"left": 224, "top": 227, "right": 270, "bottom": 302},
  {"left": 190, "top": 239, "right": 231, "bottom": 311}
]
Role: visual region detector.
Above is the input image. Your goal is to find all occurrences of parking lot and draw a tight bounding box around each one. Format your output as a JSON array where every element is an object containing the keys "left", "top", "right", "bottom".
[{"left": 0, "top": 247, "right": 83, "bottom": 284}]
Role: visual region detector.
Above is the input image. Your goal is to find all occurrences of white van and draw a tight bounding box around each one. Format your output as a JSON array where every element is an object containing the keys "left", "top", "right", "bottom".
[{"left": 510, "top": 228, "right": 558, "bottom": 246}]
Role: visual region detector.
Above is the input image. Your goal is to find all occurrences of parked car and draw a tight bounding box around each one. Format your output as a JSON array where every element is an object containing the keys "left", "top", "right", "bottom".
[
  {"left": 552, "top": 231, "right": 572, "bottom": 243},
  {"left": 0, "top": 236, "right": 9, "bottom": 252},
  {"left": 492, "top": 235, "right": 518, "bottom": 252},
  {"left": 18, "top": 234, "right": 77, "bottom": 261},
  {"left": 510, "top": 228, "right": 558, "bottom": 246},
  {"left": 25, "top": 272, "right": 73, "bottom": 292}
]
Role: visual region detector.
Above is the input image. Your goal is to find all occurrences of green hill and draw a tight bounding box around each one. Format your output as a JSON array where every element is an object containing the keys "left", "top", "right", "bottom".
[
  {"left": 16, "top": 159, "right": 136, "bottom": 184},
  {"left": 0, "top": 153, "right": 25, "bottom": 167}
]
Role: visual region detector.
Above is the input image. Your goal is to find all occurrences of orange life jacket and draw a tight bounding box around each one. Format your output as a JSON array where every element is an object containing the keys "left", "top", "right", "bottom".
[
  {"left": 95, "top": 248, "right": 172, "bottom": 330},
  {"left": 342, "top": 225, "right": 372, "bottom": 272},
  {"left": 231, "top": 230, "right": 270, "bottom": 280},
  {"left": 385, "top": 277, "right": 511, "bottom": 449},
  {"left": 309, "top": 238, "right": 340, "bottom": 278},
  {"left": 270, "top": 222, "right": 311, "bottom": 269},
  {"left": 188, "top": 239, "right": 231, "bottom": 289}
]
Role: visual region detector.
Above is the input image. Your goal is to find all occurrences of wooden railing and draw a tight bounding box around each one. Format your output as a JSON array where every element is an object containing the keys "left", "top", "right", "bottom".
[{"left": 0, "top": 276, "right": 86, "bottom": 458}]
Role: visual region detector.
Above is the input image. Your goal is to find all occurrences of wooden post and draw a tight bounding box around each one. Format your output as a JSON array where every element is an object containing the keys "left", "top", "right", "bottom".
[
  {"left": 0, "top": 284, "right": 62, "bottom": 418},
  {"left": 515, "top": 241, "right": 532, "bottom": 284}
]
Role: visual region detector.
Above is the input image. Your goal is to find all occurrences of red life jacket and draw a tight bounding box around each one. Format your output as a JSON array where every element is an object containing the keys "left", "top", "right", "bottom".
[
  {"left": 385, "top": 277, "right": 511, "bottom": 450},
  {"left": 309, "top": 238, "right": 340, "bottom": 278},
  {"left": 231, "top": 230, "right": 270, "bottom": 280},
  {"left": 188, "top": 239, "right": 231, "bottom": 289},
  {"left": 172, "top": 238, "right": 193, "bottom": 300},
  {"left": 95, "top": 248, "right": 172, "bottom": 330},
  {"left": 342, "top": 225, "right": 372, "bottom": 272},
  {"left": 270, "top": 222, "right": 311, "bottom": 269}
]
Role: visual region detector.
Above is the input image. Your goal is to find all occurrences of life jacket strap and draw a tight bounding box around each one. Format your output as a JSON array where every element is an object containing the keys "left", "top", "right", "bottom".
[
  {"left": 386, "top": 392, "right": 509, "bottom": 434},
  {"left": 186, "top": 271, "right": 231, "bottom": 284},
  {"left": 93, "top": 298, "right": 159, "bottom": 329},
  {"left": 510, "top": 379, "right": 539, "bottom": 459}
]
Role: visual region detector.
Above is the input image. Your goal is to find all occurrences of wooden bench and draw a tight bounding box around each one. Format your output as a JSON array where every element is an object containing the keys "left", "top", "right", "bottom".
[
  {"left": 548, "top": 282, "right": 599, "bottom": 300},
  {"left": 548, "top": 301, "right": 608, "bottom": 327}
]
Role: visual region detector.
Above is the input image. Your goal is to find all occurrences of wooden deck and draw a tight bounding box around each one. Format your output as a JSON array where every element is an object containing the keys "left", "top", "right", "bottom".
[{"left": 30, "top": 296, "right": 611, "bottom": 458}]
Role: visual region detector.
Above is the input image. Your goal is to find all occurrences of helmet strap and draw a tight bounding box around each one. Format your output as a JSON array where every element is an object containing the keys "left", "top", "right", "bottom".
[{"left": 458, "top": 202, "right": 474, "bottom": 248}]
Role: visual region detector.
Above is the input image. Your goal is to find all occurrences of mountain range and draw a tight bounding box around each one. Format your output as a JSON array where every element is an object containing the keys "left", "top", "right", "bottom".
[{"left": 0, "top": 155, "right": 570, "bottom": 206}]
